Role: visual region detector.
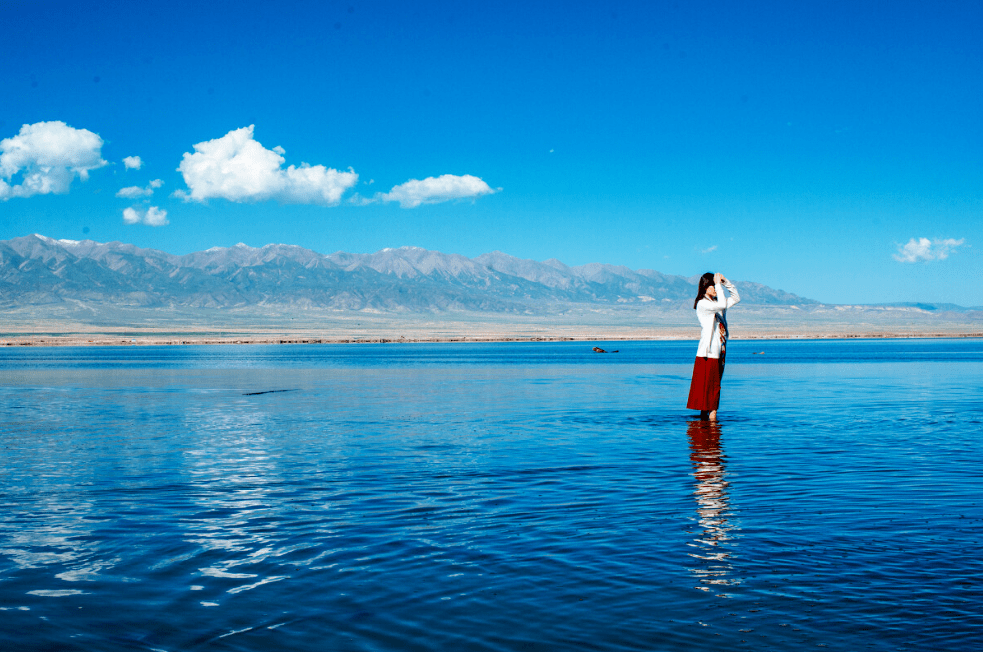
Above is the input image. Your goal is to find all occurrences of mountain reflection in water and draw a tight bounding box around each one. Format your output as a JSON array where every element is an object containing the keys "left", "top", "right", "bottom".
[{"left": 687, "top": 420, "right": 741, "bottom": 596}]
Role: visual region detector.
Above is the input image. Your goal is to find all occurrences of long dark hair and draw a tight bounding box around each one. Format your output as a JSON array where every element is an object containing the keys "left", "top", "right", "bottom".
[{"left": 693, "top": 272, "right": 714, "bottom": 309}]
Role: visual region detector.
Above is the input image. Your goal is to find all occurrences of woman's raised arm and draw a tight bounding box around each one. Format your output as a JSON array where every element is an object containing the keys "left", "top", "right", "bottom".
[{"left": 720, "top": 275, "right": 740, "bottom": 308}]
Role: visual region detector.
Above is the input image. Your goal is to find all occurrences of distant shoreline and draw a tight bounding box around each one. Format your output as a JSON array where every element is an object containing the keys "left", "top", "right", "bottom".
[{"left": 3, "top": 331, "right": 981, "bottom": 347}]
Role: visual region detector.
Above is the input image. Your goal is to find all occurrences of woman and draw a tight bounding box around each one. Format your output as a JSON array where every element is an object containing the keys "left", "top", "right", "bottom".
[{"left": 687, "top": 272, "right": 740, "bottom": 420}]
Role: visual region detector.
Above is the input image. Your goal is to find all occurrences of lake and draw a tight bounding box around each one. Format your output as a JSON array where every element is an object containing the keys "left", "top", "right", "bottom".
[{"left": 1, "top": 339, "right": 981, "bottom": 651}]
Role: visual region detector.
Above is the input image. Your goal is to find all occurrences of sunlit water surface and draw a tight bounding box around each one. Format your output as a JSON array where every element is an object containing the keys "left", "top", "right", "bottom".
[{"left": 1, "top": 339, "right": 981, "bottom": 651}]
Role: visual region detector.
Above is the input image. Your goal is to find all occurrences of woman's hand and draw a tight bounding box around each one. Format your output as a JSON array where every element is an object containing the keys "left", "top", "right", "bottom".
[
  {"left": 719, "top": 274, "right": 728, "bottom": 284},
  {"left": 714, "top": 272, "right": 723, "bottom": 283}
]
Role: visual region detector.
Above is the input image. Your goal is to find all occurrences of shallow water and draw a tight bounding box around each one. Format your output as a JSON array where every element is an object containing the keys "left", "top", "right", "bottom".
[{"left": 1, "top": 339, "right": 981, "bottom": 651}]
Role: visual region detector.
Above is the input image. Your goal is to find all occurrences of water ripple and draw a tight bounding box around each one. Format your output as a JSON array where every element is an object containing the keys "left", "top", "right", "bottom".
[{"left": 1, "top": 340, "right": 981, "bottom": 650}]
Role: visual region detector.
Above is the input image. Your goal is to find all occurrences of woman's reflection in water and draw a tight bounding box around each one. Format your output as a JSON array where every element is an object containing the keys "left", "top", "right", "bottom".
[{"left": 687, "top": 419, "right": 741, "bottom": 596}]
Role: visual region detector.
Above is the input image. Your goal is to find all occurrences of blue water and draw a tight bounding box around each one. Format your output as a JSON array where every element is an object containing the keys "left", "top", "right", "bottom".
[{"left": 1, "top": 339, "right": 980, "bottom": 651}]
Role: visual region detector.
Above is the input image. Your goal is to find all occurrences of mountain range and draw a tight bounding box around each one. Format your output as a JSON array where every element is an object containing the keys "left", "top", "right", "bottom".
[{"left": 0, "top": 233, "right": 833, "bottom": 313}]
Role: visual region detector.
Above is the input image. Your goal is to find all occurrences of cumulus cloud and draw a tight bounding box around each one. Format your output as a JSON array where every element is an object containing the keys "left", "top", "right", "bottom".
[
  {"left": 116, "top": 179, "right": 163, "bottom": 198},
  {"left": 893, "top": 237, "right": 966, "bottom": 263},
  {"left": 175, "top": 125, "right": 357, "bottom": 205},
  {"left": 701, "top": 245, "right": 718, "bottom": 254},
  {"left": 122, "top": 206, "right": 168, "bottom": 227},
  {"left": 377, "top": 174, "right": 497, "bottom": 208},
  {"left": 117, "top": 186, "right": 149, "bottom": 198},
  {"left": 0, "top": 121, "right": 107, "bottom": 200},
  {"left": 123, "top": 156, "right": 143, "bottom": 170}
]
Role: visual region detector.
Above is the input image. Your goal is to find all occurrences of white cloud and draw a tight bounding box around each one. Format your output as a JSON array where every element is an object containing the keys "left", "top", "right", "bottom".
[
  {"left": 144, "top": 206, "right": 168, "bottom": 226},
  {"left": 377, "top": 174, "right": 497, "bottom": 208},
  {"left": 117, "top": 186, "right": 150, "bottom": 198},
  {"left": 701, "top": 245, "right": 718, "bottom": 254},
  {"left": 122, "top": 206, "right": 168, "bottom": 227},
  {"left": 123, "top": 156, "right": 143, "bottom": 170},
  {"left": 116, "top": 179, "right": 163, "bottom": 198},
  {"left": 0, "top": 121, "right": 106, "bottom": 200},
  {"left": 893, "top": 237, "right": 966, "bottom": 263},
  {"left": 176, "top": 125, "right": 357, "bottom": 205}
]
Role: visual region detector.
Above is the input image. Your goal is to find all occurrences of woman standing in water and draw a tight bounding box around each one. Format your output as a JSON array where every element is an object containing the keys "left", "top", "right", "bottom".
[{"left": 687, "top": 272, "right": 740, "bottom": 420}]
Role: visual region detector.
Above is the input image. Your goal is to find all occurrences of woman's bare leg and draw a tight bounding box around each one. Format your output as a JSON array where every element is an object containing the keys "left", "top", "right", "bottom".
[{"left": 708, "top": 410, "right": 717, "bottom": 420}]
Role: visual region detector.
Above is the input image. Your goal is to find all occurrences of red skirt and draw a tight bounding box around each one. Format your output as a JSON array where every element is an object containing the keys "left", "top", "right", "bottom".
[{"left": 686, "top": 354, "right": 725, "bottom": 411}]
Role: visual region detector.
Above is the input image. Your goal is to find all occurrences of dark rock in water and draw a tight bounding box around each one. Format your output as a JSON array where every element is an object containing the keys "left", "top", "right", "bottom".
[{"left": 592, "top": 346, "right": 607, "bottom": 353}]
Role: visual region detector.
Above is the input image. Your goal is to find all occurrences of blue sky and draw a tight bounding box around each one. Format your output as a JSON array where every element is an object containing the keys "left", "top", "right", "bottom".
[{"left": 1, "top": 0, "right": 980, "bottom": 305}]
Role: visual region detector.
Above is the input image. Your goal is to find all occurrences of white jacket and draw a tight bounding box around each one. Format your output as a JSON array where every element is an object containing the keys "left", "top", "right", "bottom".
[{"left": 695, "top": 280, "right": 740, "bottom": 359}]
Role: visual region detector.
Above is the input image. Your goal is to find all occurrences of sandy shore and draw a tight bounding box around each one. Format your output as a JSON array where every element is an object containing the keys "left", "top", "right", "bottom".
[
  {"left": 3, "top": 304, "right": 980, "bottom": 346},
  {"left": 3, "top": 329, "right": 981, "bottom": 347}
]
